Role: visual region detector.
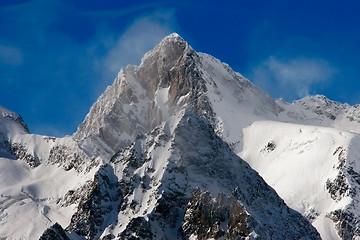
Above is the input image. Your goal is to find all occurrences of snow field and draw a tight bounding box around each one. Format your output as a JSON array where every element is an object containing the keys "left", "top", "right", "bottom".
[{"left": 240, "top": 120, "right": 356, "bottom": 239}]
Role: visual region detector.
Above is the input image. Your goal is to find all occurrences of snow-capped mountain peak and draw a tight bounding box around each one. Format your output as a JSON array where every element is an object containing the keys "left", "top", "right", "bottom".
[
  {"left": 74, "top": 33, "right": 284, "bottom": 159},
  {"left": 3, "top": 33, "right": 360, "bottom": 239}
]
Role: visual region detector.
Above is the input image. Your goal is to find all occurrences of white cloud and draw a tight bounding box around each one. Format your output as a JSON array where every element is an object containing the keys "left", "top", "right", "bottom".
[
  {"left": 101, "top": 10, "right": 176, "bottom": 79},
  {"left": 251, "top": 56, "right": 336, "bottom": 100},
  {"left": 0, "top": 45, "right": 23, "bottom": 66}
]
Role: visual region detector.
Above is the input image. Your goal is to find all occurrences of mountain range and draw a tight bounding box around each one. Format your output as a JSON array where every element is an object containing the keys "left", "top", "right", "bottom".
[{"left": 1, "top": 33, "right": 360, "bottom": 239}]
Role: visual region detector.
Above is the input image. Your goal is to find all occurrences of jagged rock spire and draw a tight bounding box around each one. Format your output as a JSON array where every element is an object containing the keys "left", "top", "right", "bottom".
[{"left": 73, "top": 33, "right": 204, "bottom": 157}]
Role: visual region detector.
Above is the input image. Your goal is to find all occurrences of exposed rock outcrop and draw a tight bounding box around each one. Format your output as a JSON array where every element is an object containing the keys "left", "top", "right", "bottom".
[{"left": 39, "top": 223, "right": 70, "bottom": 240}]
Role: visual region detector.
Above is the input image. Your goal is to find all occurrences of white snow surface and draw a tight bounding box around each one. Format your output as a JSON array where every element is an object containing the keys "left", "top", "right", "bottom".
[
  {"left": 199, "top": 53, "right": 282, "bottom": 153},
  {"left": 0, "top": 105, "right": 100, "bottom": 239},
  {"left": 0, "top": 155, "right": 99, "bottom": 239},
  {"left": 240, "top": 121, "right": 354, "bottom": 240}
]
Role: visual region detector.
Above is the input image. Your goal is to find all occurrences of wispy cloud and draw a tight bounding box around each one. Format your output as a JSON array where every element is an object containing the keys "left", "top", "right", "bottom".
[
  {"left": 251, "top": 56, "right": 337, "bottom": 100},
  {"left": 100, "top": 9, "right": 176, "bottom": 79},
  {"left": 0, "top": 44, "right": 23, "bottom": 66},
  {"left": 0, "top": 1, "right": 179, "bottom": 136}
]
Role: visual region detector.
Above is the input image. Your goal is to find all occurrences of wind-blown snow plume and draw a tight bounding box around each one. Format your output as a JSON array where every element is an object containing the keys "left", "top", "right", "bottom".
[{"left": 252, "top": 56, "right": 336, "bottom": 99}]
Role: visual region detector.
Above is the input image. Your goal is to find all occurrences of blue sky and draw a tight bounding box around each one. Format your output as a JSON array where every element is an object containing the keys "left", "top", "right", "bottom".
[{"left": 1, "top": 0, "right": 360, "bottom": 137}]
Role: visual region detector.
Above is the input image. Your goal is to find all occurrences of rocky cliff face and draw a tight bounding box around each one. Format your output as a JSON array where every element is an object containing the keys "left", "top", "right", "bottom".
[
  {"left": 73, "top": 33, "right": 283, "bottom": 158},
  {"left": 180, "top": 189, "right": 250, "bottom": 239},
  {"left": 65, "top": 165, "right": 121, "bottom": 239},
  {"left": 60, "top": 111, "right": 319, "bottom": 239},
  {"left": 0, "top": 105, "right": 30, "bottom": 161},
  {"left": 324, "top": 137, "right": 360, "bottom": 240},
  {"left": 39, "top": 223, "right": 70, "bottom": 240},
  {"left": 74, "top": 33, "right": 206, "bottom": 158}
]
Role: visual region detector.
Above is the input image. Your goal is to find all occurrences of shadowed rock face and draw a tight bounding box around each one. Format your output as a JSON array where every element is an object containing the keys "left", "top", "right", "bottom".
[
  {"left": 73, "top": 33, "right": 284, "bottom": 159},
  {"left": 88, "top": 112, "right": 319, "bottom": 239},
  {"left": 65, "top": 165, "right": 121, "bottom": 240},
  {"left": 134, "top": 33, "right": 211, "bottom": 130},
  {"left": 39, "top": 223, "right": 70, "bottom": 240},
  {"left": 136, "top": 33, "right": 193, "bottom": 96},
  {"left": 180, "top": 190, "right": 250, "bottom": 240},
  {"left": 44, "top": 111, "right": 320, "bottom": 239},
  {"left": 74, "top": 34, "right": 211, "bottom": 156}
]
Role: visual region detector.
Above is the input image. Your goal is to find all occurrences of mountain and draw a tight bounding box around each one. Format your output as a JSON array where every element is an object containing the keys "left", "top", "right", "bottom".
[
  {"left": 73, "top": 33, "right": 282, "bottom": 158},
  {"left": 277, "top": 95, "right": 360, "bottom": 133},
  {"left": 62, "top": 110, "right": 320, "bottom": 239},
  {"left": 241, "top": 98, "right": 360, "bottom": 239},
  {"left": 0, "top": 106, "right": 320, "bottom": 239},
  {"left": 1, "top": 33, "right": 359, "bottom": 239},
  {"left": 72, "top": 34, "right": 360, "bottom": 238},
  {"left": 0, "top": 106, "right": 98, "bottom": 239},
  {"left": 107, "top": 110, "right": 320, "bottom": 239}
]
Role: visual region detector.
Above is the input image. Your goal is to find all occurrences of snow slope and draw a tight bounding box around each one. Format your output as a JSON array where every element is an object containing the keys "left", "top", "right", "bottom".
[
  {"left": 0, "top": 105, "right": 100, "bottom": 239},
  {"left": 239, "top": 100, "right": 360, "bottom": 239},
  {"left": 0, "top": 156, "right": 98, "bottom": 239}
]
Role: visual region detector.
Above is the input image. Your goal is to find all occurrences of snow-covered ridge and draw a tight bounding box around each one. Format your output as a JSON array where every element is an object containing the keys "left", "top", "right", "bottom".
[
  {"left": 74, "top": 32, "right": 200, "bottom": 158},
  {"left": 240, "top": 121, "right": 356, "bottom": 239},
  {"left": 74, "top": 34, "right": 284, "bottom": 158},
  {"left": 0, "top": 106, "right": 100, "bottom": 238},
  {"left": 0, "top": 105, "right": 29, "bottom": 137},
  {"left": 274, "top": 95, "right": 360, "bottom": 135},
  {"left": 94, "top": 110, "right": 320, "bottom": 239}
]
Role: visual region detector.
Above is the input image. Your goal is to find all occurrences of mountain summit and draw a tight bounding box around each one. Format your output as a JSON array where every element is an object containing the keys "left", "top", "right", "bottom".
[
  {"left": 74, "top": 33, "right": 282, "bottom": 159},
  {"left": 3, "top": 33, "right": 360, "bottom": 239}
]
